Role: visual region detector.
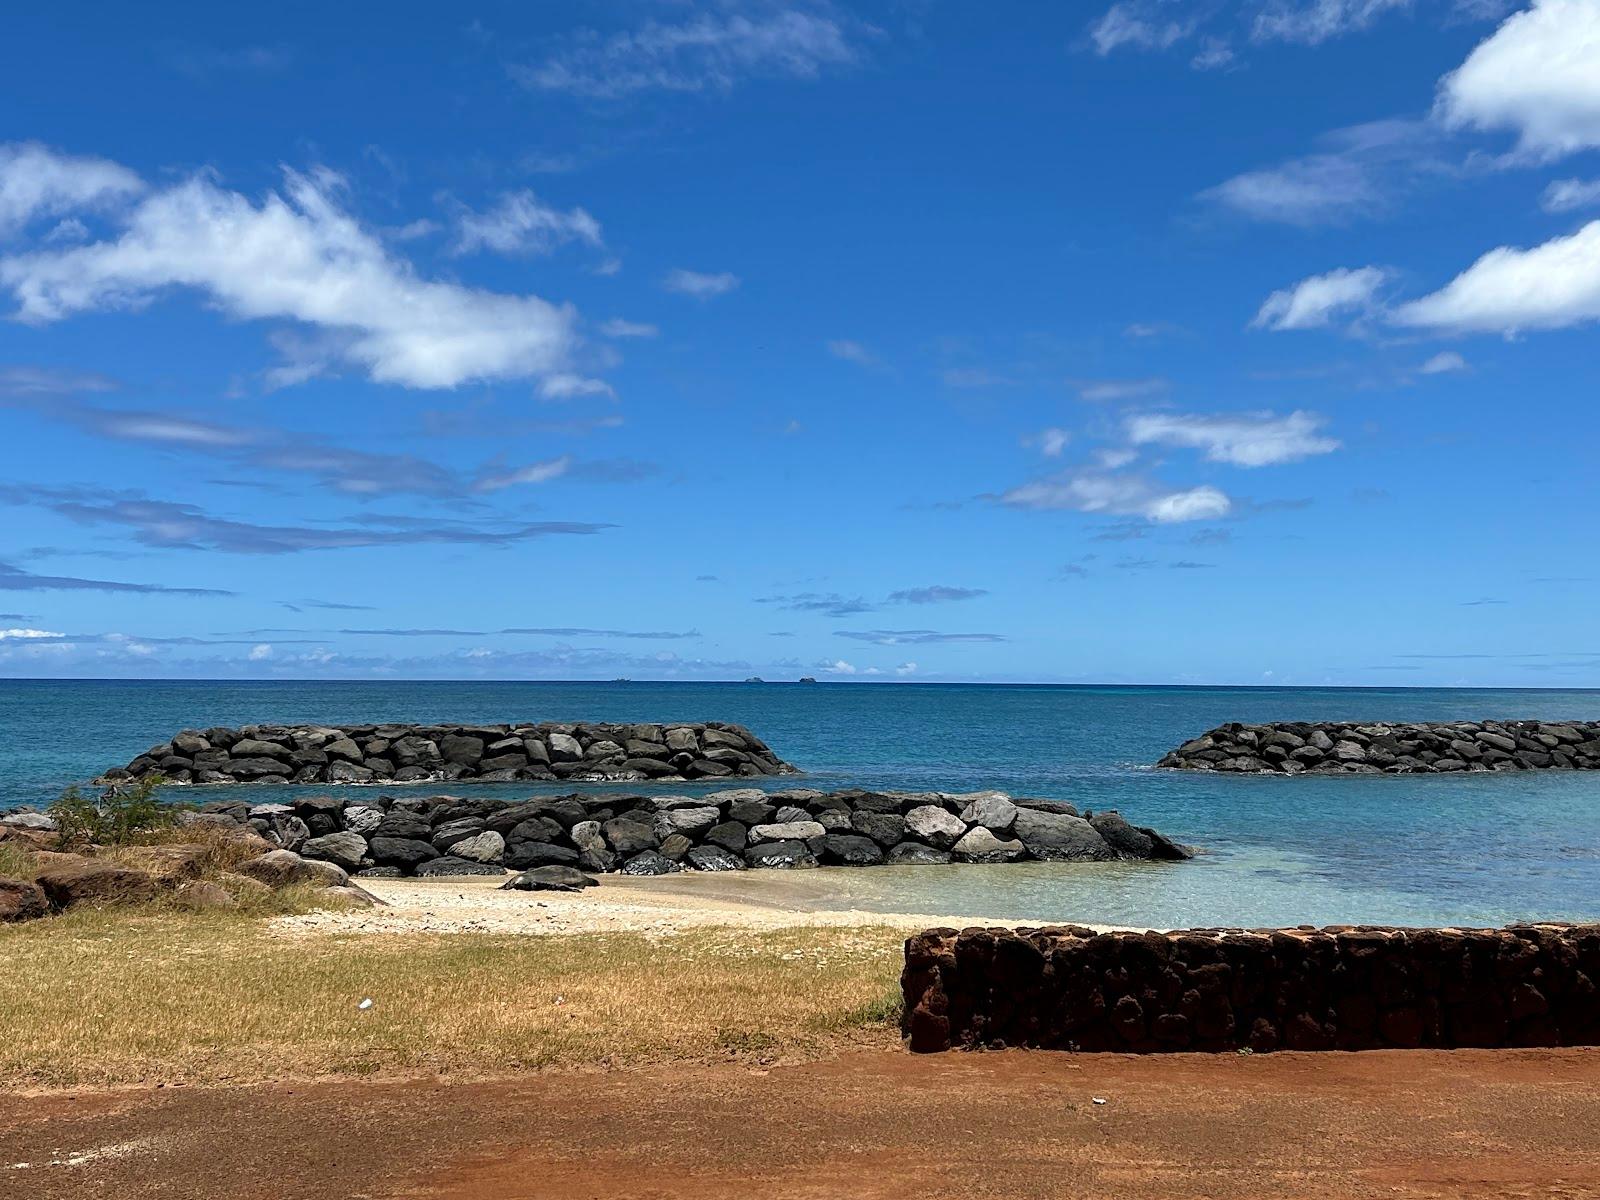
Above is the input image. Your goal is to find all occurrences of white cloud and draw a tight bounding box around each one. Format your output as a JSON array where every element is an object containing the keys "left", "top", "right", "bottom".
[
  {"left": 0, "top": 142, "right": 143, "bottom": 236},
  {"left": 599, "top": 318, "right": 659, "bottom": 338},
  {"left": 895, "top": 661, "right": 918, "bottom": 676},
  {"left": 515, "top": 9, "right": 861, "bottom": 98},
  {"left": 1073, "top": 376, "right": 1169, "bottom": 402},
  {"left": 826, "top": 338, "right": 878, "bottom": 367},
  {"left": 1026, "top": 427, "right": 1072, "bottom": 457},
  {"left": 1253, "top": 266, "right": 1390, "bottom": 330},
  {"left": 1419, "top": 349, "right": 1469, "bottom": 373},
  {"left": 1202, "top": 120, "right": 1440, "bottom": 226},
  {"left": 474, "top": 456, "right": 572, "bottom": 491},
  {"left": 1541, "top": 177, "right": 1600, "bottom": 211},
  {"left": 248, "top": 643, "right": 273, "bottom": 661},
  {"left": 538, "top": 373, "right": 616, "bottom": 400},
  {"left": 0, "top": 154, "right": 581, "bottom": 390},
  {"left": 1436, "top": 0, "right": 1600, "bottom": 159},
  {"left": 1096, "top": 447, "right": 1139, "bottom": 469},
  {"left": 1391, "top": 218, "right": 1600, "bottom": 333},
  {"left": 820, "top": 659, "right": 882, "bottom": 676},
  {"left": 1251, "top": 0, "right": 1412, "bottom": 45},
  {"left": 1126, "top": 410, "right": 1340, "bottom": 467},
  {"left": 1088, "top": 1, "right": 1200, "bottom": 54},
  {"left": 662, "top": 268, "right": 740, "bottom": 298},
  {"left": 0, "top": 627, "right": 62, "bottom": 640},
  {"left": 1000, "top": 469, "right": 1232, "bottom": 523},
  {"left": 451, "top": 190, "right": 603, "bottom": 257}
]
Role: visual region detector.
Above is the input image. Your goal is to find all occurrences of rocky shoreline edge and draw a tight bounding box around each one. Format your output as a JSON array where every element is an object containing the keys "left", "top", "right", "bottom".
[
  {"left": 4, "top": 787, "right": 1191, "bottom": 897},
  {"left": 1157, "top": 719, "right": 1600, "bottom": 775},
  {"left": 95, "top": 721, "right": 796, "bottom": 787}
]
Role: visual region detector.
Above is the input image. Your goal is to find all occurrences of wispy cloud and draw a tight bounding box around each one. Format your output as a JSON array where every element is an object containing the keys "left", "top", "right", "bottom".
[
  {"left": 2, "top": 488, "right": 614, "bottom": 555},
  {"left": 1541, "top": 178, "right": 1600, "bottom": 212},
  {"left": 1202, "top": 119, "right": 1448, "bottom": 226},
  {"left": 0, "top": 559, "right": 231, "bottom": 595},
  {"left": 599, "top": 318, "right": 659, "bottom": 338},
  {"left": 1000, "top": 469, "right": 1232, "bottom": 523},
  {"left": 1125, "top": 410, "right": 1340, "bottom": 467},
  {"left": 826, "top": 338, "right": 880, "bottom": 367},
  {"left": 834, "top": 629, "right": 1007, "bottom": 645},
  {"left": 512, "top": 8, "right": 864, "bottom": 99},
  {"left": 756, "top": 592, "right": 875, "bottom": 616},
  {"left": 885, "top": 585, "right": 988, "bottom": 605},
  {"left": 449, "top": 189, "right": 604, "bottom": 257},
  {"left": 1252, "top": 266, "right": 1390, "bottom": 331},
  {"left": 661, "top": 267, "right": 740, "bottom": 298},
  {"left": 1073, "top": 376, "right": 1169, "bottom": 403}
]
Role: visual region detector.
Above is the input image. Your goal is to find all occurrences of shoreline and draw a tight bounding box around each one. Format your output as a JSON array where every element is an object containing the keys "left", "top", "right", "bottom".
[{"left": 273, "top": 870, "right": 1115, "bottom": 938}]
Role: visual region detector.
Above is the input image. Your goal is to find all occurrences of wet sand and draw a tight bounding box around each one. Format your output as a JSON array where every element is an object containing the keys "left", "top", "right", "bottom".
[{"left": 5, "top": 1047, "right": 1599, "bottom": 1199}]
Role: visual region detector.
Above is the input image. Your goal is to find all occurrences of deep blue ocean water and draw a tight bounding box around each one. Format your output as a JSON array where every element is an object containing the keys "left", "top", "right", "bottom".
[{"left": 3, "top": 679, "right": 1597, "bottom": 929}]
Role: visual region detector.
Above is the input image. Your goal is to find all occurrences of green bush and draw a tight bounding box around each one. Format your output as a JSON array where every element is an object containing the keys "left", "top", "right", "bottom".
[{"left": 48, "top": 774, "right": 175, "bottom": 847}]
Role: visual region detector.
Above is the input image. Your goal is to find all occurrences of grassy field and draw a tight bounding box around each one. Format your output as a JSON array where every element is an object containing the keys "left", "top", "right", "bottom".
[{"left": 0, "top": 910, "right": 907, "bottom": 1088}]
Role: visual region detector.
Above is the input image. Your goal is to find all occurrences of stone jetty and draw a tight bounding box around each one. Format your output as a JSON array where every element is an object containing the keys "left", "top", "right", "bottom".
[
  {"left": 168, "top": 787, "right": 1192, "bottom": 878},
  {"left": 1157, "top": 719, "right": 1600, "bottom": 774},
  {"left": 96, "top": 722, "right": 795, "bottom": 786}
]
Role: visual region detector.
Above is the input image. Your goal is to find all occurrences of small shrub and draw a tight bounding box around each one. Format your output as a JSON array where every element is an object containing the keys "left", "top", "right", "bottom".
[{"left": 48, "top": 774, "right": 175, "bottom": 848}]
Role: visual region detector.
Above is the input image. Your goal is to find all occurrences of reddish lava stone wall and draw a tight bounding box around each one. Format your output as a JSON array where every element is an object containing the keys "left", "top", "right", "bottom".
[{"left": 901, "top": 923, "right": 1600, "bottom": 1053}]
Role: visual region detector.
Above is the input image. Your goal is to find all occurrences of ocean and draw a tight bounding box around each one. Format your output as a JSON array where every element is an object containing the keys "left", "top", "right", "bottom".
[{"left": 3, "top": 679, "right": 1597, "bottom": 930}]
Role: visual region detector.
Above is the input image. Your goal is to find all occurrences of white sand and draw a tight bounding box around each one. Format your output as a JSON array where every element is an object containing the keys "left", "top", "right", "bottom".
[{"left": 272, "top": 870, "right": 1006, "bottom": 939}]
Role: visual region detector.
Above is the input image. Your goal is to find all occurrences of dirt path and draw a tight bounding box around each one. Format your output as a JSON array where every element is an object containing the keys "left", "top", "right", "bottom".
[{"left": 4, "top": 1047, "right": 1600, "bottom": 1199}]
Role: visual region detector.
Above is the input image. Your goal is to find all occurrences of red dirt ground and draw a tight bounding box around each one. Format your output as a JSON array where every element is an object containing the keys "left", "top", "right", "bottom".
[{"left": 4, "top": 1048, "right": 1600, "bottom": 1199}]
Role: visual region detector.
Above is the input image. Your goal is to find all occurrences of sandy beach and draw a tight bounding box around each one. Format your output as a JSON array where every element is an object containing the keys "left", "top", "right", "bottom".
[{"left": 274, "top": 869, "right": 1063, "bottom": 939}]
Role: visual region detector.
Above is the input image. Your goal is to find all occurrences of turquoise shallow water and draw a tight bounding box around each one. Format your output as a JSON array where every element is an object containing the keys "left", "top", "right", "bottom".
[{"left": 2, "top": 679, "right": 1597, "bottom": 929}]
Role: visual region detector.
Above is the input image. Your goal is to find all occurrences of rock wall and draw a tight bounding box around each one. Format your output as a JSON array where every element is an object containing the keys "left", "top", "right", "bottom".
[
  {"left": 173, "top": 788, "right": 1191, "bottom": 878},
  {"left": 1157, "top": 720, "right": 1600, "bottom": 774},
  {"left": 902, "top": 922, "right": 1600, "bottom": 1054},
  {"left": 96, "top": 722, "right": 794, "bottom": 786}
]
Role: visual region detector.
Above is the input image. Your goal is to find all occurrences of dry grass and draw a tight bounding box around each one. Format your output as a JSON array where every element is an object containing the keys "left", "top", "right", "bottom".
[{"left": 0, "top": 910, "right": 907, "bottom": 1088}]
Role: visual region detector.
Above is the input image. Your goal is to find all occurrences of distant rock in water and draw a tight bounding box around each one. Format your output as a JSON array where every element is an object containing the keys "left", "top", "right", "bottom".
[
  {"left": 1157, "top": 720, "right": 1600, "bottom": 774},
  {"left": 95, "top": 721, "right": 796, "bottom": 787}
]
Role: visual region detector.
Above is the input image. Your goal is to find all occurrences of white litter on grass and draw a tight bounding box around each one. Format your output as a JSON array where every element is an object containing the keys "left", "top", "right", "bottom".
[
  {"left": 1092, "top": 1097, "right": 1107, "bottom": 1105},
  {"left": 358, "top": 997, "right": 374, "bottom": 1010}
]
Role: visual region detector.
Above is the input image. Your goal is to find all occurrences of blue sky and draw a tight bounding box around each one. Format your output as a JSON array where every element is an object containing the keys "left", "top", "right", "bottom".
[{"left": 1, "top": 0, "right": 1597, "bottom": 685}]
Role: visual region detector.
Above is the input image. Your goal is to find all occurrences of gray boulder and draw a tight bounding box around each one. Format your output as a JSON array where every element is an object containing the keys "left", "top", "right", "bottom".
[
  {"left": 235, "top": 849, "right": 349, "bottom": 889},
  {"left": 300, "top": 831, "right": 368, "bottom": 871},
  {"left": 852, "top": 811, "right": 907, "bottom": 846},
  {"left": 822, "top": 833, "right": 884, "bottom": 866},
  {"left": 959, "top": 794, "right": 1018, "bottom": 833},
  {"left": 748, "top": 820, "right": 826, "bottom": 844},
  {"left": 449, "top": 831, "right": 506, "bottom": 864},
  {"left": 744, "top": 839, "right": 818, "bottom": 869},
  {"left": 415, "top": 856, "right": 504, "bottom": 877},
  {"left": 905, "top": 805, "right": 966, "bottom": 850},
  {"left": 603, "top": 818, "right": 658, "bottom": 855},
  {"left": 621, "top": 850, "right": 682, "bottom": 876},
  {"left": 1013, "top": 809, "right": 1116, "bottom": 862},
  {"left": 685, "top": 845, "right": 744, "bottom": 872},
  {"left": 653, "top": 806, "right": 720, "bottom": 840},
  {"left": 705, "top": 820, "right": 748, "bottom": 853},
  {"left": 368, "top": 836, "right": 440, "bottom": 869},
  {"left": 505, "top": 841, "right": 579, "bottom": 869},
  {"left": 887, "top": 842, "right": 951, "bottom": 866},
  {"left": 951, "top": 827, "right": 1026, "bottom": 863}
]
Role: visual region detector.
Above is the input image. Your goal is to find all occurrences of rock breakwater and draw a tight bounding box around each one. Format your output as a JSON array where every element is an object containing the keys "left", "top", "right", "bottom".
[
  {"left": 1157, "top": 719, "right": 1600, "bottom": 774},
  {"left": 903, "top": 922, "right": 1600, "bottom": 1053},
  {"left": 96, "top": 722, "right": 794, "bottom": 786},
  {"left": 164, "top": 787, "right": 1191, "bottom": 878}
]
